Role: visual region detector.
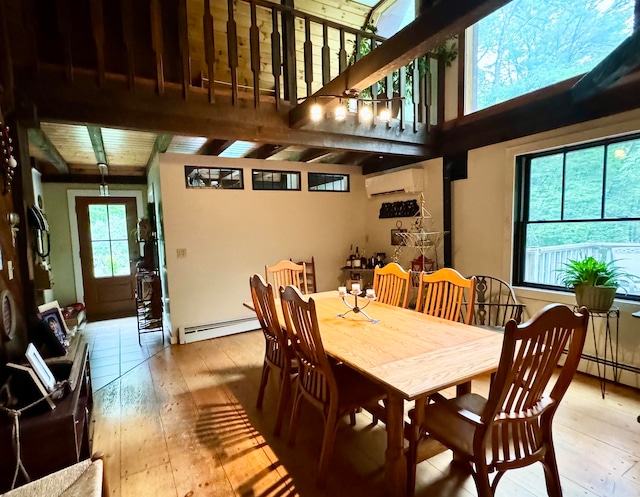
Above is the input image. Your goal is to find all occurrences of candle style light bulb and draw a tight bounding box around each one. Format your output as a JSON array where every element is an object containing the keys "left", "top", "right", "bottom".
[
  {"left": 359, "top": 105, "right": 373, "bottom": 123},
  {"left": 334, "top": 105, "right": 346, "bottom": 121},
  {"left": 310, "top": 103, "right": 323, "bottom": 122},
  {"left": 379, "top": 107, "right": 391, "bottom": 123}
]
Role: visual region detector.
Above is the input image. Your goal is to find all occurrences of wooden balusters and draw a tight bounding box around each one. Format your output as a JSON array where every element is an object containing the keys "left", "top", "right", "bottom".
[
  {"left": 338, "top": 29, "right": 347, "bottom": 73},
  {"left": 436, "top": 55, "right": 445, "bottom": 127},
  {"left": 322, "top": 23, "right": 330, "bottom": 85},
  {"left": 385, "top": 72, "right": 393, "bottom": 128},
  {"left": 150, "top": 0, "right": 165, "bottom": 95},
  {"left": 249, "top": 1, "right": 260, "bottom": 107},
  {"left": 203, "top": 0, "right": 215, "bottom": 103},
  {"left": 304, "top": 18, "right": 313, "bottom": 97},
  {"left": 412, "top": 60, "right": 419, "bottom": 132},
  {"left": 399, "top": 66, "right": 406, "bottom": 130},
  {"left": 56, "top": 0, "right": 73, "bottom": 82},
  {"left": 281, "top": 0, "right": 296, "bottom": 105},
  {"left": 121, "top": 0, "right": 136, "bottom": 89},
  {"left": 227, "top": 0, "right": 239, "bottom": 105},
  {"left": 89, "top": 0, "right": 105, "bottom": 86},
  {"left": 270, "top": 7, "right": 281, "bottom": 109},
  {"left": 355, "top": 33, "right": 362, "bottom": 62},
  {"left": 177, "top": 0, "right": 190, "bottom": 100}
]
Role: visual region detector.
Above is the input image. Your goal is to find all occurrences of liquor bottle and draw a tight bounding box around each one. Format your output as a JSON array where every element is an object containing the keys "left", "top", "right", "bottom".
[
  {"left": 360, "top": 249, "right": 367, "bottom": 269},
  {"left": 346, "top": 245, "right": 353, "bottom": 267},
  {"left": 353, "top": 246, "right": 361, "bottom": 268}
]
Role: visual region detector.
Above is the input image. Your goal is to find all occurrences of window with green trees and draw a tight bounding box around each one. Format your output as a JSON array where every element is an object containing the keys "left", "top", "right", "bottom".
[
  {"left": 514, "top": 133, "right": 640, "bottom": 299},
  {"left": 467, "top": 0, "right": 634, "bottom": 113}
]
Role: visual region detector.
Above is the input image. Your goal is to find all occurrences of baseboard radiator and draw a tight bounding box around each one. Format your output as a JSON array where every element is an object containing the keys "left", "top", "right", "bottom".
[{"left": 179, "top": 317, "right": 260, "bottom": 344}]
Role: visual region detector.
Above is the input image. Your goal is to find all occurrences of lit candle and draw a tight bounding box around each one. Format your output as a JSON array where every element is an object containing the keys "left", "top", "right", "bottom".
[
  {"left": 351, "top": 283, "right": 361, "bottom": 294},
  {"left": 366, "top": 289, "right": 376, "bottom": 299},
  {"left": 338, "top": 286, "right": 347, "bottom": 296}
]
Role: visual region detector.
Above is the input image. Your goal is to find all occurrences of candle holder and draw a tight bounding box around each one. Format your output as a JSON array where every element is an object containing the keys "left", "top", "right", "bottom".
[{"left": 337, "top": 290, "right": 379, "bottom": 324}]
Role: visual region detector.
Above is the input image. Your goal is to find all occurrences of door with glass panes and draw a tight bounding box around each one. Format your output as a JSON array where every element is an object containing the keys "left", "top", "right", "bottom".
[{"left": 76, "top": 197, "right": 138, "bottom": 320}]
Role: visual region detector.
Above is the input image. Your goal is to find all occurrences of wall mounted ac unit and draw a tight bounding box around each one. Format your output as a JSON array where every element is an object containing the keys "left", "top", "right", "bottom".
[{"left": 364, "top": 168, "right": 424, "bottom": 198}]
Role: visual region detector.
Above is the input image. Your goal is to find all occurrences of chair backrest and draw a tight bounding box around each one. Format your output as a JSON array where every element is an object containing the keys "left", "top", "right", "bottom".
[
  {"left": 373, "top": 262, "right": 411, "bottom": 308},
  {"left": 250, "top": 274, "right": 290, "bottom": 369},
  {"left": 480, "top": 304, "right": 589, "bottom": 467},
  {"left": 415, "top": 268, "right": 476, "bottom": 324},
  {"left": 279, "top": 285, "right": 337, "bottom": 407},
  {"left": 266, "top": 260, "right": 308, "bottom": 294},
  {"left": 295, "top": 256, "right": 317, "bottom": 294},
  {"left": 471, "top": 275, "right": 525, "bottom": 327}
]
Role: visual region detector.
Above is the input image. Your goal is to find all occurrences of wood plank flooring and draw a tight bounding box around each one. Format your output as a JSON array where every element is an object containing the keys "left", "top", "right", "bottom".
[{"left": 91, "top": 327, "right": 640, "bottom": 497}]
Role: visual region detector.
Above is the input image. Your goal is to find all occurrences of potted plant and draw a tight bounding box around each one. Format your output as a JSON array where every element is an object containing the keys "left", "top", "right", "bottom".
[{"left": 557, "top": 256, "right": 624, "bottom": 311}]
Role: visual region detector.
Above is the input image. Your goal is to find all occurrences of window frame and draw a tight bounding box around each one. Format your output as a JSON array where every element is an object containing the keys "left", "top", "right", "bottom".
[
  {"left": 513, "top": 132, "right": 640, "bottom": 301},
  {"left": 307, "top": 172, "right": 350, "bottom": 192},
  {"left": 251, "top": 169, "right": 301, "bottom": 191},
  {"left": 184, "top": 165, "right": 244, "bottom": 190}
]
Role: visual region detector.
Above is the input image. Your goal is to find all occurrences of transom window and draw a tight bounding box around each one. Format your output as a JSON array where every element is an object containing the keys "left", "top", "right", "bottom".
[
  {"left": 252, "top": 170, "right": 300, "bottom": 190},
  {"left": 308, "top": 173, "right": 350, "bottom": 192},
  {"left": 513, "top": 133, "right": 640, "bottom": 299},
  {"left": 184, "top": 166, "right": 243, "bottom": 189},
  {"left": 466, "top": 0, "right": 634, "bottom": 114}
]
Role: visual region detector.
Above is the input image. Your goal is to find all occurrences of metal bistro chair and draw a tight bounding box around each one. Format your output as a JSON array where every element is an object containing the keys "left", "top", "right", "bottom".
[
  {"left": 373, "top": 262, "right": 411, "bottom": 308},
  {"left": 266, "top": 260, "right": 308, "bottom": 294},
  {"left": 470, "top": 275, "right": 525, "bottom": 328},
  {"left": 279, "top": 285, "right": 387, "bottom": 486},
  {"left": 250, "top": 274, "right": 296, "bottom": 436},
  {"left": 407, "top": 304, "right": 589, "bottom": 497},
  {"left": 415, "top": 268, "right": 476, "bottom": 325}
]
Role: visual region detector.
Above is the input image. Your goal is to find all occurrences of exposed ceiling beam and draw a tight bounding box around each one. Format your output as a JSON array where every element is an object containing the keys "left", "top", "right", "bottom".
[
  {"left": 27, "top": 128, "right": 69, "bottom": 173},
  {"left": 571, "top": 29, "right": 640, "bottom": 102},
  {"left": 198, "top": 139, "right": 234, "bottom": 155},
  {"left": 331, "top": 151, "right": 371, "bottom": 165},
  {"left": 245, "top": 144, "right": 282, "bottom": 159},
  {"left": 308, "top": 151, "right": 342, "bottom": 163},
  {"left": 290, "top": 0, "right": 512, "bottom": 128},
  {"left": 23, "top": 76, "right": 430, "bottom": 157},
  {"left": 361, "top": 154, "right": 424, "bottom": 175},
  {"left": 87, "top": 125, "right": 107, "bottom": 165},
  {"left": 146, "top": 133, "right": 173, "bottom": 171},
  {"left": 294, "top": 148, "right": 331, "bottom": 162},
  {"left": 41, "top": 174, "right": 147, "bottom": 184}
]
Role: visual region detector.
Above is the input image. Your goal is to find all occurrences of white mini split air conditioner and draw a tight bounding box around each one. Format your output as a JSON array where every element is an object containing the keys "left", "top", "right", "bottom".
[{"left": 364, "top": 168, "right": 424, "bottom": 198}]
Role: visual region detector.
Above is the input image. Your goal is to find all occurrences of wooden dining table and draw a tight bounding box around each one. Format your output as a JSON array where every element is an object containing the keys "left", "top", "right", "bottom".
[{"left": 244, "top": 291, "right": 504, "bottom": 496}]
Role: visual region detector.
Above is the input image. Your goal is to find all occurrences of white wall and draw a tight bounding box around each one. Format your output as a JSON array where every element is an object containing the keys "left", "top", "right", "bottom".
[
  {"left": 452, "top": 108, "right": 640, "bottom": 387},
  {"left": 158, "top": 153, "right": 366, "bottom": 340}
]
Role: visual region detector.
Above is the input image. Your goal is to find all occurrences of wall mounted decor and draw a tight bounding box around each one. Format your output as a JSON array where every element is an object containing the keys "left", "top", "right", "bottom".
[
  {"left": 0, "top": 122, "right": 17, "bottom": 194},
  {"left": 379, "top": 199, "right": 420, "bottom": 218}
]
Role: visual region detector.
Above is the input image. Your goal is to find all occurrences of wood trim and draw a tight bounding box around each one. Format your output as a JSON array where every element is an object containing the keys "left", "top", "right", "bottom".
[
  {"left": 245, "top": 143, "right": 281, "bottom": 159},
  {"left": 27, "top": 128, "right": 69, "bottom": 173},
  {"left": 87, "top": 126, "right": 107, "bottom": 165},
  {"left": 146, "top": 133, "right": 173, "bottom": 172},
  {"left": 198, "top": 139, "right": 234, "bottom": 156},
  {"left": 457, "top": 30, "right": 465, "bottom": 119},
  {"left": 41, "top": 174, "right": 147, "bottom": 184}
]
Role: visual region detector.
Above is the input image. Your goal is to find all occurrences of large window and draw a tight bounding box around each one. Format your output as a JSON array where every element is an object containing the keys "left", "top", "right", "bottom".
[
  {"left": 467, "top": 0, "right": 634, "bottom": 113},
  {"left": 514, "top": 134, "right": 640, "bottom": 299}
]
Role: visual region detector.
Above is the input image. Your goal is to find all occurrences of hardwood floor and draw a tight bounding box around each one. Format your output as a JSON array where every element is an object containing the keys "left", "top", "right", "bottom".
[{"left": 91, "top": 327, "right": 640, "bottom": 497}]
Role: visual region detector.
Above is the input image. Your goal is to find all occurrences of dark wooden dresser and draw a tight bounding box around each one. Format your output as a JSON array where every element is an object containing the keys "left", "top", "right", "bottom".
[{"left": 0, "top": 338, "right": 93, "bottom": 492}]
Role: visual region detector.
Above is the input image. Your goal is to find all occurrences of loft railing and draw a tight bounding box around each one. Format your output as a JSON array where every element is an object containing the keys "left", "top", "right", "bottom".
[{"left": 8, "top": 0, "right": 441, "bottom": 130}]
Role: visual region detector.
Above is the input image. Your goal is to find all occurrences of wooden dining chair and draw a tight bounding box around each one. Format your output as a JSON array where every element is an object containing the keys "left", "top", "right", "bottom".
[
  {"left": 415, "top": 268, "right": 476, "bottom": 324},
  {"left": 250, "top": 274, "right": 296, "bottom": 436},
  {"left": 373, "top": 262, "right": 411, "bottom": 308},
  {"left": 470, "top": 275, "right": 525, "bottom": 327},
  {"left": 295, "top": 256, "right": 317, "bottom": 293},
  {"left": 406, "top": 304, "right": 589, "bottom": 497},
  {"left": 266, "top": 260, "right": 308, "bottom": 294},
  {"left": 279, "top": 285, "right": 387, "bottom": 486}
]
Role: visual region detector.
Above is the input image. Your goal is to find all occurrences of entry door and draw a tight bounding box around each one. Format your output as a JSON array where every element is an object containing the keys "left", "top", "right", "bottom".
[{"left": 76, "top": 197, "right": 139, "bottom": 321}]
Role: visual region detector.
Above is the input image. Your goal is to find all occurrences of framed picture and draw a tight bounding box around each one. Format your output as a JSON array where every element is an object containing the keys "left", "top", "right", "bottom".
[
  {"left": 391, "top": 228, "right": 407, "bottom": 246},
  {"left": 38, "top": 307, "right": 69, "bottom": 349},
  {"left": 25, "top": 343, "right": 57, "bottom": 393}
]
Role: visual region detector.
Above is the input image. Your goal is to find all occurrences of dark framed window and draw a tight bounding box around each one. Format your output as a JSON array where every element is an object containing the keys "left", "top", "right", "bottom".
[
  {"left": 252, "top": 169, "right": 301, "bottom": 190},
  {"left": 184, "top": 166, "right": 243, "bottom": 189},
  {"left": 513, "top": 133, "right": 640, "bottom": 300},
  {"left": 308, "top": 172, "right": 350, "bottom": 192}
]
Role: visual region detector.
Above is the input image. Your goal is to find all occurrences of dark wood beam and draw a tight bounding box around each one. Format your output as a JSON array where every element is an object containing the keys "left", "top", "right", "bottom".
[
  {"left": 245, "top": 143, "right": 282, "bottom": 159},
  {"left": 146, "top": 133, "right": 173, "bottom": 171},
  {"left": 198, "top": 139, "right": 234, "bottom": 155},
  {"left": 41, "top": 174, "right": 147, "bottom": 184},
  {"left": 87, "top": 125, "right": 107, "bottom": 164},
  {"left": 290, "top": 0, "right": 512, "bottom": 128},
  {"left": 440, "top": 75, "right": 640, "bottom": 157},
  {"left": 330, "top": 151, "right": 371, "bottom": 165},
  {"left": 27, "top": 128, "right": 69, "bottom": 173},
  {"left": 20, "top": 73, "right": 430, "bottom": 157},
  {"left": 571, "top": 29, "right": 640, "bottom": 102},
  {"left": 309, "top": 151, "right": 341, "bottom": 163}
]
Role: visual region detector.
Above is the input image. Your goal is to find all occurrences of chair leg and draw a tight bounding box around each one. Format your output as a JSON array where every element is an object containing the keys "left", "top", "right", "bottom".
[
  {"left": 256, "top": 362, "right": 270, "bottom": 409},
  {"left": 273, "top": 372, "right": 291, "bottom": 436},
  {"left": 288, "top": 388, "right": 303, "bottom": 447},
  {"left": 542, "top": 444, "right": 563, "bottom": 497},
  {"left": 317, "top": 411, "right": 339, "bottom": 487},
  {"left": 473, "top": 463, "right": 494, "bottom": 497}
]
